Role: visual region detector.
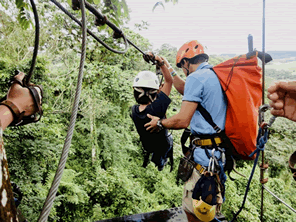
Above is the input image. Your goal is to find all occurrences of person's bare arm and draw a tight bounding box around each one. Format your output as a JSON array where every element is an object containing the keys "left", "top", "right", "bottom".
[
  {"left": 161, "top": 57, "right": 185, "bottom": 95},
  {"left": 158, "top": 56, "right": 173, "bottom": 96},
  {"left": 171, "top": 74, "right": 185, "bottom": 95},
  {"left": 144, "top": 101, "right": 197, "bottom": 132}
]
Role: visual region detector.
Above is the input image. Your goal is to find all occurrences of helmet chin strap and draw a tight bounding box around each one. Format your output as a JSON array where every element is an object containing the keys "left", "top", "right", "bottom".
[{"left": 182, "top": 63, "right": 190, "bottom": 76}]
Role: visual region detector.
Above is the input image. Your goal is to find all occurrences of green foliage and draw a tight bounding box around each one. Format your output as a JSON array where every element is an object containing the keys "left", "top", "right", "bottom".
[
  {"left": 0, "top": 4, "right": 296, "bottom": 222},
  {"left": 266, "top": 68, "right": 295, "bottom": 80},
  {"left": 1, "top": 0, "right": 130, "bottom": 32}
]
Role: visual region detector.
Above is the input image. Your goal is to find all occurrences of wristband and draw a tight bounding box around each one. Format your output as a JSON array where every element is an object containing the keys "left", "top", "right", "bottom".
[{"left": 171, "top": 70, "right": 177, "bottom": 77}]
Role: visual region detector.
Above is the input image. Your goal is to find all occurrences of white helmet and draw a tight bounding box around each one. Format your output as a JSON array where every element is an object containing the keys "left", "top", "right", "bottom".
[{"left": 133, "top": 71, "right": 159, "bottom": 90}]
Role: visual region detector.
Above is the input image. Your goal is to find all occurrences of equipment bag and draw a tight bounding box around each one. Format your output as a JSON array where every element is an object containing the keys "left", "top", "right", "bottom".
[
  {"left": 199, "top": 51, "right": 272, "bottom": 160},
  {"left": 176, "top": 146, "right": 197, "bottom": 183}
]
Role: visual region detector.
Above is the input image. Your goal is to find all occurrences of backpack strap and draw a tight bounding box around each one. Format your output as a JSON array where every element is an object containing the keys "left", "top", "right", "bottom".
[
  {"left": 196, "top": 103, "right": 238, "bottom": 179},
  {"left": 181, "top": 128, "right": 191, "bottom": 155},
  {"left": 197, "top": 103, "right": 222, "bottom": 134}
]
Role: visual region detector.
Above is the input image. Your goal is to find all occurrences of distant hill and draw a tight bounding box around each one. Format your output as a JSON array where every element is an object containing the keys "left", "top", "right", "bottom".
[
  {"left": 219, "top": 51, "right": 296, "bottom": 60},
  {"left": 266, "top": 51, "right": 296, "bottom": 60},
  {"left": 219, "top": 53, "right": 237, "bottom": 58}
]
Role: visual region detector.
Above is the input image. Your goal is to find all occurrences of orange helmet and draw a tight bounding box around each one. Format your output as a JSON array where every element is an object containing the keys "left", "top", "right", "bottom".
[{"left": 176, "top": 40, "right": 209, "bottom": 68}]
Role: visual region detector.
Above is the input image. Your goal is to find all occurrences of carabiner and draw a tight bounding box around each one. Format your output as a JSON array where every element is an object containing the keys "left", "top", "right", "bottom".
[
  {"left": 207, "top": 149, "right": 218, "bottom": 173},
  {"left": 258, "top": 104, "right": 277, "bottom": 129}
]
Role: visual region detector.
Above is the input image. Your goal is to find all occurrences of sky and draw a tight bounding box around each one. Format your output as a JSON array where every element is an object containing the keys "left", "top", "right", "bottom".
[{"left": 125, "top": 0, "right": 296, "bottom": 55}]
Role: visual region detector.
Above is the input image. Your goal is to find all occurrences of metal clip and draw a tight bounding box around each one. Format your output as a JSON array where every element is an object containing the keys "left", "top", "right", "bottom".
[
  {"left": 208, "top": 149, "right": 218, "bottom": 173},
  {"left": 221, "top": 152, "right": 226, "bottom": 166},
  {"left": 258, "top": 104, "right": 270, "bottom": 125},
  {"left": 208, "top": 158, "right": 214, "bottom": 173},
  {"left": 191, "top": 137, "right": 200, "bottom": 146},
  {"left": 258, "top": 104, "right": 277, "bottom": 129}
]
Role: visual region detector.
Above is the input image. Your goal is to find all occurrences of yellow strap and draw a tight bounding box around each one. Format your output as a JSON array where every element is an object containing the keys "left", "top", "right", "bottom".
[
  {"left": 194, "top": 137, "right": 222, "bottom": 146},
  {"left": 195, "top": 163, "right": 205, "bottom": 174}
]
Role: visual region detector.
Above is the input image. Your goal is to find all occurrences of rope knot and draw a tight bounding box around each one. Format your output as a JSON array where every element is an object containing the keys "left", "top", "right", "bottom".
[{"left": 249, "top": 127, "right": 268, "bottom": 158}]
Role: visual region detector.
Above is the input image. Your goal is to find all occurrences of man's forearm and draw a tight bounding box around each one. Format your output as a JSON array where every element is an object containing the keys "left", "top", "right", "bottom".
[{"left": 162, "top": 113, "right": 189, "bottom": 129}]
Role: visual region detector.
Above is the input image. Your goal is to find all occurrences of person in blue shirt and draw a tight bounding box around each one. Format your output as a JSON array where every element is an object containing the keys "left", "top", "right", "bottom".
[
  {"left": 131, "top": 53, "right": 174, "bottom": 171},
  {"left": 145, "top": 40, "right": 227, "bottom": 222}
]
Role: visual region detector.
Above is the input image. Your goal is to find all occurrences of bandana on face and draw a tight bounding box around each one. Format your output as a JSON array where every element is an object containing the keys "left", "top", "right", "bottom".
[{"left": 134, "top": 87, "right": 158, "bottom": 102}]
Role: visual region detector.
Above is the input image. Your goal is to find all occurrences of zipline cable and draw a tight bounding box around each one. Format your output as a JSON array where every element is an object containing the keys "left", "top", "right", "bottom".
[
  {"left": 50, "top": 0, "right": 128, "bottom": 54},
  {"left": 77, "top": 0, "right": 148, "bottom": 56},
  {"left": 262, "top": 185, "right": 296, "bottom": 214},
  {"left": 38, "top": 0, "right": 87, "bottom": 220},
  {"left": 50, "top": 0, "right": 159, "bottom": 61},
  {"left": 260, "top": 1, "right": 266, "bottom": 220}
]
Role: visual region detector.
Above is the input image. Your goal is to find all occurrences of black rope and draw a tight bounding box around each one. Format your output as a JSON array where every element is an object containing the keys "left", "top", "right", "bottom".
[
  {"left": 50, "top": 0, "right": 128, "bottom": 54},
  {"left": 84, "top": 1, "right": 147, "bottom": 56},
  {"left": 26, "top": 0, "right": 40, "bottom": 86},
  {"left": 50, "top": 0, "right": 161, "bottom": 65}
]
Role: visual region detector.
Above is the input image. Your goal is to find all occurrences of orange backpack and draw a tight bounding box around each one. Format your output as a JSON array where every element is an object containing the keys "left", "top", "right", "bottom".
[{"left": 198, "top": 51, "right": 271, "bottom": 160}]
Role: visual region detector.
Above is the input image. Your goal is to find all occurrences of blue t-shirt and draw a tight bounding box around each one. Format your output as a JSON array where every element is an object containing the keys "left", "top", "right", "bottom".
[{"left": 182, "top": 62, "right": 227, "bottom": 135}]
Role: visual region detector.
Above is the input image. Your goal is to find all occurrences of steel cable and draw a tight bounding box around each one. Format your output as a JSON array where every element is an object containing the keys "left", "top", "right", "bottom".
[
  {"left": 50, "top": 0, "right": 128, "bottom": 54},
  {"left": 263, "top": 185, "right": 296, "bottom": 214},
  {"left": 38, "top": 0, "right": 87, "bottom": 220}
]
